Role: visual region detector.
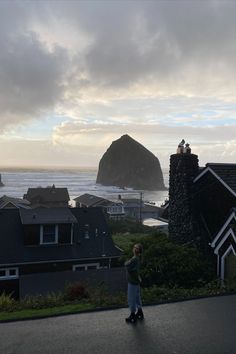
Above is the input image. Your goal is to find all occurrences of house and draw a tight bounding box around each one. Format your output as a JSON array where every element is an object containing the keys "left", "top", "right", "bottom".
[
  {"left": 142, "top": 203, "right": 161, "bottom": 220},
  {"left": 0, "top": 195, "right": 31, "bottom": 209},
  {"left": 117, "top": 195, "right": 160, "bottom": 221},
  {"left": 168, "top": 142, "right": 236, "bottom": 284},
  {"left": 74, "top": 193, "right": 125, "bottom": 220},
  {"left": 0, "top": 207, "right": 121, "bottom": 298},
  {"left": 23, "top": 185, "right": 70, "bottom": 208},
  {"left": 119, "top": 197, "right": 143, "bottom": 221}
]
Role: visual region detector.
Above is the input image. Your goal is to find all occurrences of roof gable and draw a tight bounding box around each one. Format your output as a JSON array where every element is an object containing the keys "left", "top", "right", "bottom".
[
  {"left": 24, "top": 185, "right": 70, "bottom": 203},
  {"left": 194, "top": 163, "right": 236, "bottom": 197},
  {"left": 74, "top": 193, "right": 116, "bottom": 208},
  {"left": 211, "top": 210, "right": 236, "bottom": 249}
]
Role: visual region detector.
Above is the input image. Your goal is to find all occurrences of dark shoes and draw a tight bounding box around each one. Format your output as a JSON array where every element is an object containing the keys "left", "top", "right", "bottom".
[
  {"left": 125, "top": 309, "right": 144, "bottom": 324},
  {"left": 136, "top": 308, "right": 144, "bottom": 320},
  {"left": 125, "top": 312, "right": 136, "bottom": 324}
]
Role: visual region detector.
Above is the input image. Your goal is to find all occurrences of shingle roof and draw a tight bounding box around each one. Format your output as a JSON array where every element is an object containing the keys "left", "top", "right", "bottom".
[
  {"left": 19, "top": 207, "right": 77, "bottom": 225},
  {"left": 24, "top": 185, "right": 70, "bottom": 203},
  {"left": 0, "top": 208, "right": 121, "bottom": 266},
  {"left": 194, "top": 163, "right": 236, "bottom": 196},
  {"left": 74, "top": 193, "right": 114, "bottom": 207},
  {"left": 206, "top": 163, "right": 236, "bottom": 194},
  {"left": 0, "top": 195, "right": 31, "bottom": 209}
]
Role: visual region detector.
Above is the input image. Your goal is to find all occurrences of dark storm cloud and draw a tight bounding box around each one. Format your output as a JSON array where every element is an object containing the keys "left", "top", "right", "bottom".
[
  {"left": 0, "top": 1, "right": 68, "bottom": 129},
  {"left": 51, "top": 1, "right": 236, "bottom": 88},
  {"left": 1, "top": 0, "right": 236, "bottom": 130}
]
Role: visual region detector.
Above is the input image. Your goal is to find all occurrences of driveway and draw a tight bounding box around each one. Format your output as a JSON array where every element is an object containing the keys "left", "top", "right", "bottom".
[{"left": 1, "top": 294, "right": 235, "bottom": 354}]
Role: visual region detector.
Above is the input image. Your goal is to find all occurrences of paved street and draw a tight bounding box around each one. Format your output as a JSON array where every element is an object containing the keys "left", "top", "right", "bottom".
[{"left": 0, "top": 295, "right": 236, "bottom": 354}]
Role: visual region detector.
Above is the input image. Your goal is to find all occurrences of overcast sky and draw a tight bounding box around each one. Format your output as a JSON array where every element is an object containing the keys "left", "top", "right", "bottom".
[{"left": 1, "top": 0, "right": 236, "bottom": 168}]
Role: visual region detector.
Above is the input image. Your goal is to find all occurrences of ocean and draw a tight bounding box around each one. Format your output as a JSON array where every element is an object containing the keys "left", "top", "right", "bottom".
[{"left": 0, "top": 167, "right": 169, "bottom": 206}]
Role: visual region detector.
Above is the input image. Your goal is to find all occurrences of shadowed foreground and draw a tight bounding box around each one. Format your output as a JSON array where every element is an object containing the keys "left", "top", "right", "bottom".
[{"left": 1, "top": 295, "right": 236, "bottom": 354}]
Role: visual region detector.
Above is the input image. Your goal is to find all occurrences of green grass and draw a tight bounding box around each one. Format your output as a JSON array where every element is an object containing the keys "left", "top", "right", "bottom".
[
  {"left": 1, "top": 284, "right": 235, "bottom": 322},
  {"left": 0, "top": 302, "right": 96, "bottom": 322}
]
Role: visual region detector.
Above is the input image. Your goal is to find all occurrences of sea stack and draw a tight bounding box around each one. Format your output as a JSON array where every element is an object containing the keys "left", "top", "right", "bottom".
[
  {"left": 96, "top": 134, "right": 166, "bottom": 190},
  {"left": 0, "top": 174, "right": 4, "bottom": 187}
]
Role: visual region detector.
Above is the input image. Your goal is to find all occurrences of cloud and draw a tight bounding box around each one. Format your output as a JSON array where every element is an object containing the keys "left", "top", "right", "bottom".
[
  {"left": 1, "top": 1, "right": 236, "bottom": 130},
  {"left": 52, "top": 1, "right": 236, "bottom": 96},
  {"left": 0, "top": 2, "right": 69, "bottom": 131},
  {"left": 1, "top": 1, "right": 236, "bottom": 168},
  {"left": 52, "top": 119, "right": 236, "bottom": 167}
]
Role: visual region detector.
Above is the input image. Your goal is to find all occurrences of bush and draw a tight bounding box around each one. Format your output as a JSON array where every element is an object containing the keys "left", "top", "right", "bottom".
[
  {"left": 141, "top": 281, "right": 226, "bottom": 304},
  {"left": 64, "top": 282, "right": 89, "bottom": 301},
  {"left": 21, "top": 292, "right": 65, "bottom": 309},
  {"left": 88, "top": 284, "right": 126, "bottom": 307},
  {"left": 109, "top": 218, "right": 153, "bottom": 235},
  {"left": 0, "top": 292, "right": 17, "bottom": 312},
  {"left": 140, "top": 234, "right": 215, "bottom": 288},
  {"left": 114, "top": 232, "right": 215, "bottom": 288}
]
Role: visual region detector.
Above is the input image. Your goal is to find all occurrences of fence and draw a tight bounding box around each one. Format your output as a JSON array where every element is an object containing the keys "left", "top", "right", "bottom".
[{"left": 19, "top": 267, "right": 127, "bottom": 298}]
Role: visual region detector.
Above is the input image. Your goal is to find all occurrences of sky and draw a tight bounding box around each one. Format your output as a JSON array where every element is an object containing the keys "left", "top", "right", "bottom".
[{"left": 1, "top": 0, "right": 236, "bottom": 169}]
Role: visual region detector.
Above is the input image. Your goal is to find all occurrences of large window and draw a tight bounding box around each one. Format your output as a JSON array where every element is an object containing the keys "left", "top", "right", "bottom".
[
  {"left": 73, "top": 263, "right": 99, "bottom": 271},
  {"left": 0, "top": 268, "right": 19, "bottom": 280},
  {"left": 40, "top": 224, "right": 58, "bottom": 244}
]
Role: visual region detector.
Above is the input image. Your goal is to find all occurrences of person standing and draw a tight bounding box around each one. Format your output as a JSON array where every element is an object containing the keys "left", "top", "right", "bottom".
[{"left": 124, "top": 243, "right": 144, "bottom": 323}]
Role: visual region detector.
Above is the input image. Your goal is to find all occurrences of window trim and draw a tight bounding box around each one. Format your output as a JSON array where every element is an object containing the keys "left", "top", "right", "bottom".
[
  {"left": 73, "top": 263, "right": 99, "bottom": 271},
  {"left": 0, "top": 267, "right": 19, "bottom": 280},
  {"left": 40, "top": 224, "right": 58, "bottom": 245}
]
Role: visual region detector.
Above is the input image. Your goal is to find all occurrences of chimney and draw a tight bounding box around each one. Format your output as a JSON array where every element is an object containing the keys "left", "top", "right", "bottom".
[{"left": 168, "top": 141, "right": 199, "bottom": 244}]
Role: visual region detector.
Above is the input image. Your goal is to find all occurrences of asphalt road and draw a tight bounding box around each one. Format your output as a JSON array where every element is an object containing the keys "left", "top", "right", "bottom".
[{"left": 1, "top": 295, "right": 236, "bottom": 354}]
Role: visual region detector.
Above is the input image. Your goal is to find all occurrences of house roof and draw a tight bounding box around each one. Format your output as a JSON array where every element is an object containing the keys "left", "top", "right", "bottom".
[
  {"left": 0, "top": 195, "right": 31, "bottom": 209},
  {"left": 19, "top": 207, "right": 78, "bottom": 225},
  {"left": 74, "top": 193, "right": 106, "bottom": 207},
  {"left": 211, "top": 209, "right": 236, "bottom": 249},
  {"left": 24, "top": 185, "right": 70, "bottom": 203},
  {"left": 194, "top": 163, "right": 236, "bottom": 197},
  {"left": 73, "top": 193, "right": 119, "bottom": 208},
  {"left": 0, "top": 208, "right": 121, "bottom": 266},
  {"left": 142, "top": 204, "right": 159, "bottom": 213}
]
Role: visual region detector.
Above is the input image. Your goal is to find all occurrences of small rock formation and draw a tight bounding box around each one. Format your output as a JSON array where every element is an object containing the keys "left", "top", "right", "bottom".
[
  {"left": 0, "top": 174, "right": 4, "bottom": 187},
  {"left": 96, "top": 134, "right": 166, "bottom": 190}
]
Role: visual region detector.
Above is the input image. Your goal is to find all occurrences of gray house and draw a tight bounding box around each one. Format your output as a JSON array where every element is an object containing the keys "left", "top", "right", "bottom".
[
  {"left": 0, "top": 207, "right": 122, "bottom": 298},
  {"left": 74, "top": 193, "right": 125, "bottom": 220},
  {"left": 24, "top": 185, "right": 70, "bottom": 208}
]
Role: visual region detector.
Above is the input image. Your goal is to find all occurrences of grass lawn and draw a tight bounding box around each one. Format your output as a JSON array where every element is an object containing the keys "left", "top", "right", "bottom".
[{"left": 0, "top": 302, "right": 97, "bottom": 322}]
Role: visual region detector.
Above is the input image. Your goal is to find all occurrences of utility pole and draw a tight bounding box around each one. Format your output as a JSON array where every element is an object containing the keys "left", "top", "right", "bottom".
[{"left": 139, "top": 192, "right": 143, "bottom": 224}]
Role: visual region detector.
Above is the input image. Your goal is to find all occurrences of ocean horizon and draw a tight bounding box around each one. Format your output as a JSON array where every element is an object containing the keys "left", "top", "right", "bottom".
[{"left": 0, "top": 166, "right": 169, "bottom": 206}]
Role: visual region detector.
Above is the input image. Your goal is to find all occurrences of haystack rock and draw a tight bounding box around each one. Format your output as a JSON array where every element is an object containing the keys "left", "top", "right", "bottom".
[{"left": 96, "top": 134, "right": 166, "bottom": 190}]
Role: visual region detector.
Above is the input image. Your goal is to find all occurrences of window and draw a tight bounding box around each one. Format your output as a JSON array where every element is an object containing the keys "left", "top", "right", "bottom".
[
  {"left": 40, "top": 224, "right": 58, "bottom": 244},
  {"left": 73, "top": 263, "right": 99, "bottom": 271},
  {"left": 9, "top": 269, "right": 17, "bottom": 276},
  {"left": 0, "top": 268, "right": 19, "bottom": 280},
  {"left": 73, "top": 265, "right": 86, "bottom": 271},
  {"left": 87, "top": 265, "right": 97, "bottom": 270}
]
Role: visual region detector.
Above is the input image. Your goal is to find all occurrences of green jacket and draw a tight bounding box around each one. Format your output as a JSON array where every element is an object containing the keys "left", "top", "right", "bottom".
[{"left": 124, "top": 255, "right": 141, "bottom": 285}]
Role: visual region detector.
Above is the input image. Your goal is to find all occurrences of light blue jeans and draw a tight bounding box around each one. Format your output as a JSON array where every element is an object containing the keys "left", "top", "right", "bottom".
[{"left": 127, "top": 283, "right": 142, "bottom": 313}]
